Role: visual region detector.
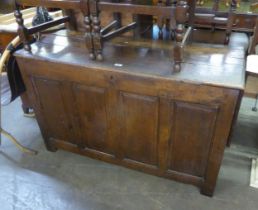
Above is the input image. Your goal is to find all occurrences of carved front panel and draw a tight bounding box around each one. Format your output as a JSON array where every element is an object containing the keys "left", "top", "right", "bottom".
[
  {"left": 32, "top": 77, "right": 75, "bottom": 144},
  {"left": 72, "top": 83, "right": 115, "bottom": 155},
  {"left": 120, "top": 92, "right": 159, "bottom": 166},
  {"left": 168, "top": 101, "right": 219, "bottom": 177}
]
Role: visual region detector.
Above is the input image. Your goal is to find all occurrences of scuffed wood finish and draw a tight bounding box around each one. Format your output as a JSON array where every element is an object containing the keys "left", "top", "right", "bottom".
[
  {"left": 15, "top": 32, "right": 244, "bottom": 196},
  {"left": 72, "top": 84, "right": 115, "bottom": 154},
  {"left": 168, "top": 101, "right": 218, "bottom": 177},
  {"left": 120, "top": 92, "right": 159, "bottom": 166}
]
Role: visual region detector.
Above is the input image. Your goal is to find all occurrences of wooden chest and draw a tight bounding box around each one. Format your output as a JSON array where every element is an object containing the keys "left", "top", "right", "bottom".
[{"left": 15, "top": 31, "right": 245, "bottom": 196}]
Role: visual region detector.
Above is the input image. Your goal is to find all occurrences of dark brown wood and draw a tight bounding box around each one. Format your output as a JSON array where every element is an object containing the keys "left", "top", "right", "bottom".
[
  {"left": 15, "top": 32, "right": 245, "bottom": 196},
  {"left": 63, "top": 9, "right": 78, "bottom": 30},
  {"left": 192, "top": 1, "right": 258, "bottom": 33},
  {"left": 174, "top": 0, "right": 188, "bottom": 72},
  {"left": 224, "top": 0, "right": 235, "bottom": 45},
  {"left": 14, "top": 4, "right": 31, "bottom": 51},
  {"left": 98, "top": 2, "right": 176, "bottom": 17},
  {"left": 14, "top": 2, "right": 70, "bottom": 52},
  {"left": 90, "top": 0, "right": 103, "bottom": 61},
  {"left": 101, "top": 20, "right": 118, "bottom": 35},
  {"left": 20, "top": 92, "right": 33, "bottom": 114},
  {"left": 28, "top": 16, "right": 70, "bottom": 34},
  {"left": 15, "top": 0, "right": 193, "bottom": 72},
  {"left": 190, "top": 0, "right": 235, "bottom": 45},
  {"left": 192, "top": 12, "right": 257, "bottom": 33},
  {"left": 232, "top": 13, "right": 257, "bottom": 32},
  {"left": 92, "top": 0, "right": 192, "bottom": 70},
  {"left": 16, "top": 0, "right": 81, "bottom": 9},
  {"left": 81, "top": 0, "right": 95, "bottom": 60},
  {"left": 226, "top": 89, "right": 243, "bottom": 147},
  {"left": 102, "top": 22, "right": 137, "bottom": 41},
  {"left": 249, "top": 18, "right": 258, "bottom": 55},
  {"left": 0, "top": 32, "right": 16, "bottom": 52}
]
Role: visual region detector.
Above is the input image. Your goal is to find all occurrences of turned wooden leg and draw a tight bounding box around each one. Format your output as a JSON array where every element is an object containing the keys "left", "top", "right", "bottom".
[
  {"left": 173, "top": 45, "right": 182, "bottom": 72},
  {"left": 14, "top": 5, "right": 31, "bottom": 52},
  {"left": 224, "top": 0, "right": 236, "bottom": 45},
  {"left": 90, "top": 0, "right": 103, "bottom": 61},
  {"left": 173, "top": 1, "right": 188, "bottom": 72},
  {"left": 80, "top": 0, "right": 95, "bottom": 60},
  {"left": 157, "top": 0, "right": 166, "bottom": 40}
]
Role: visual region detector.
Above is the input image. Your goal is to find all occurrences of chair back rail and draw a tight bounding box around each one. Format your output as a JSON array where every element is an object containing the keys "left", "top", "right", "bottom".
[{"left": 14, "top": 0, "right": 193, "bottom": 72}]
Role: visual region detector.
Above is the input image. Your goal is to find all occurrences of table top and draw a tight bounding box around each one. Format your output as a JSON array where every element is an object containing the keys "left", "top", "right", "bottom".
[{"left": 14, "top": 30, "right": 246, "bottom": 90}]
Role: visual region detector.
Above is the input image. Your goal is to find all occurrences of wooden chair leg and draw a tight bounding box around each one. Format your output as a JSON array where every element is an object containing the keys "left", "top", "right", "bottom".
[
  {"left": 173, "top": 1, "right": 188, "bottom": 72},
  {"left": 224, "top": 0, "right": 236, "bottom": 45},
  {"left": 81, "top": 0, "right": 96, "bottom": 60},
  {"left": 14, "top": 4, "right": 31, "bottom": 52},
  {"left": 90, "top": 0, "right": 103, "bottom": 61}
]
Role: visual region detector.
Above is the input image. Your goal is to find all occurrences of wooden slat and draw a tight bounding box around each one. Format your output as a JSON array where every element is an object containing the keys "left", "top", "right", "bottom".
[
  {"left": 28, "top": 16, "right": 69, "bottom": 34},
  {"left": 102, "top": 22, "right": 137, "bottom": 41},
  {"left": 16, "top": 0, "right": 80, "bottom": 9},
  {"left": 98, "top": 2, "right": 175, "bottom": 18},
  {"left": 101, "top": 20, "right": 118, "bottom": 35}
]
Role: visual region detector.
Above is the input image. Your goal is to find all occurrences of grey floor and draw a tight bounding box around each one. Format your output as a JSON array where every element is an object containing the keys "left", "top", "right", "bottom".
[{"left": 1, "top": 97, "right": 258, "bottom": 210}]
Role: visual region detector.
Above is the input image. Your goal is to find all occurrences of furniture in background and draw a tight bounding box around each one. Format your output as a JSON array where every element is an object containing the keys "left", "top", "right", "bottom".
[
  {"left": 246, "top": 17, "right": 258, "bottom": 111},
  {"left": 246, "top": 54, "right": 258, "bottom": 111},
  {"left": 226, "top": 14, "right": 258, "bottom": 147},
  {"left": 250, "top": 2, "right": 258, "bottom": 12},
  {"left": 193, "top": 0, "right": 258, "bottom": 33},
  {"left": 249, "top": 4, "right": 258, "bottom": 54},
  {"left": 246, "top": 19, "right": 258, "bottom": 186},
  {"left": 244, "top": 1, "right": 258, "bottom": 115},
  {"left": 190, "top": 0, "right": 235, "bottom": 44}
]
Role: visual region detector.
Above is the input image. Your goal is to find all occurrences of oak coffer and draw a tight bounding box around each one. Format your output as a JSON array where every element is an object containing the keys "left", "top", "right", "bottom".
[{"left": 15, "top": 31, "right": 245, "bottom": 196}]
